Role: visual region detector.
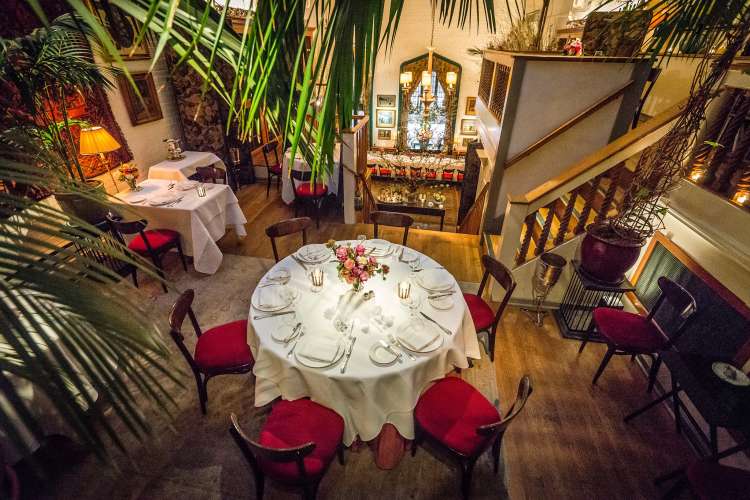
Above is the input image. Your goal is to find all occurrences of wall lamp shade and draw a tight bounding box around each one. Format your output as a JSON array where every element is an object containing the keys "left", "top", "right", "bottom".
[
  {"left": 79, "top": 126, "right": 121, "bottom": 155},
  {"left": 400, "top": 71, "right": 413, "bottom": 86},
  {"left": 446, "top": 71, "right": 457, "bottom": 87},
  {"left": 421, "top": 71, "right": 432, "bottom": 89}
]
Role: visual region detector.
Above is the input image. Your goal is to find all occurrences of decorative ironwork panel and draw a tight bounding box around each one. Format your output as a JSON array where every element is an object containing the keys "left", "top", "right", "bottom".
[
  {"left": 478, "top": 58, "right": 494, "bottom": 106},
  {"left": 489, "top": 63, "right": 511, "bottom": 122}
]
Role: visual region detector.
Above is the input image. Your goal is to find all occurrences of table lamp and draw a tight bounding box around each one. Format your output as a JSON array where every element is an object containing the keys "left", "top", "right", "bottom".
[{"left": 79, "top": 126, "right": 122, "bottom": 192}]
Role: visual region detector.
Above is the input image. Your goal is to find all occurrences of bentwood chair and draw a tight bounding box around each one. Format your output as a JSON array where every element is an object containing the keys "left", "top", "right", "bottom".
[
  {"left": 195, "top": 165, "right": 227, "bottom": 185},
  {"left": 230, "top": 403, "right": 345, "bottom": 500},
  {"left": 291, "top": 169, "right": 328, "bottom": 228},
  {"left": 106, "top": 214, "right": 187, "bottom": 293},
  {"left": 579, "top": 276, "right": 697, "bottom": 391},
  {"left": 169, "top": 290, "right": 254, "bottom": 414},
  {"left": 65, "top": 223, "right": 139, "bottom": 287},
  {"left": 259, "top": 139, "right": 283, "bottom": 197},
  {"left": 412, "top": 376, "right": 533, "bottom": 499},
  {"left": 463, "top": 255, "right": 516, "bottom": 362},
  {"left": 265, "top": 217, "right": 313, "bottom": 262},
  {"left": 370, "top": 211, "right": 413, "bottom": 246}
]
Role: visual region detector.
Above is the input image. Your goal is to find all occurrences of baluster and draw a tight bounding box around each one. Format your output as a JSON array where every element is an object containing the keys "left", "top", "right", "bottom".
[
  {"left": 595, "top": 164, "right": 623, "bottom": 224},
  {"left": 516, "top": 214, "right": 536, "bottom": 266},
  {"left": 554, "top": 189, "right": 579, "bottom": 246},
  {"left": 574, "top": 176, "right": 602, "bottom": 234},
  {"left": 535, "top": 204, "right": 556, "bottom": 256}
]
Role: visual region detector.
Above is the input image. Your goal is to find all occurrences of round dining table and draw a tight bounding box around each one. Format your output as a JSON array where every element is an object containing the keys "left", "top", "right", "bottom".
[{"left": 247, "top": 241, "right": 481, "bottom": 467}]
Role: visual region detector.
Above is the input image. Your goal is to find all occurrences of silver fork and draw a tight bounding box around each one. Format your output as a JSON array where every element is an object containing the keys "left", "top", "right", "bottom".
[
  {"left": 287, "top": 327, "right": 305, "bottom": 357},
  {"left": 388, "top": 334, "right": 416, "bottom": 361}
]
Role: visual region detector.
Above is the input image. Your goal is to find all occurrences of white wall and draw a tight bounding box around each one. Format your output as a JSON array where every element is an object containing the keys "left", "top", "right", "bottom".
[
  {"left": 92, "top": 52, "right": 183, "bottom": 193},
  {"left": 370, "top": 1, "right": 513, "bottom": 148},
  {"left": 640, "top": 57, "right": 702, "bottom": 118}
]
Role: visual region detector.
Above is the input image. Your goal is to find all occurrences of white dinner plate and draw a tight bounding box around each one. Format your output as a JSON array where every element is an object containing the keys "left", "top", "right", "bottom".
[
  {"left": 366, "top": 239, "right": 393, "bottom": 257},
  {"left": 263, "top": 267, "right": 291, "bottom": 286},
  {"left": 429, "top": 295, "right": 455, "bottom": 310},
  {"left": 271, "top": 322, "right": 302, "bottom": 343},
  {"left": 712, "top": 362, "right": 750, "bottom": 386},
  {"left": 176, "top": 180, "right": 199, "bottom": 191},
  {"left": 415, "top": 269, "right": 454, "bottom": 293},
  {"left": 295, "top": 335, "right": 346, "bottom": 368},
  {"left": 251, "top": 284, "right": 297, "bottom": 312},
  {"left": 126, "top": 195, "right": 146, "bottom": 204},
  {"left": 395, "top": 320, "right": 444, "bottom": 353},
  {"left": 148, "top": 194, "right": 182, "bottom": 206},
  {"left": 296, "top": 244, "right": 330, "bottom": 263},
  {"left": 369, "top": 342, "right": 399, "bottom": 366}
]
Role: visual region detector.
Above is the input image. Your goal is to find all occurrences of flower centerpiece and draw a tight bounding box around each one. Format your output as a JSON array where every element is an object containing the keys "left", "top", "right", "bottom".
[
  {"left": 327, "top": 239, "right": 389, "bottom": 292},
  {"left": 118, "top": 163, "right": 141, "bottom": 191}
]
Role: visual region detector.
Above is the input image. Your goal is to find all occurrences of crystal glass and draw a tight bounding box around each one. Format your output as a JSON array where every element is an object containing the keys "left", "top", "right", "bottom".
[
  {"left": 409, "top": 256, "right": 421, "bottom": 278},
  {"left": 401, "top": 294, "right": 422, "bottom": 318},
  {"left": 397, "top": 281, "right": 411, "bottom": 300},
  {"left": 310, "top": 266, "right": 324, "bottom": 292},
  {"left": 357, "top": 234, "right": 367, "bottom": 243}
]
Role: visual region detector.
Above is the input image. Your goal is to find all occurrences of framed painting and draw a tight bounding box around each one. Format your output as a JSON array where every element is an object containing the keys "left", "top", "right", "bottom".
[
  {"left": 377, "top": 129, "right": 392, "bottom": 140},
  {"left": 117, "top": 73, "right": 163, "bottom": 126},
  {"left": 465, "top": 96, "right": 477, "bottom": 115},
  {"left": 377, "top": 94, "right": 397, "bottom": 108},
  {"left": 460, "top": 118, "right": 477, "bottom": 136},
  {"left": 376, "top": 109, "right": 396, "bottom": 128}
]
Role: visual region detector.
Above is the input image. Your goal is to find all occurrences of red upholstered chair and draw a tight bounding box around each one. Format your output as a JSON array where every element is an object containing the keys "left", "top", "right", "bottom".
[
  {"left": 395, "top": 165, "right": 407, "bottom": 178},
  {"left": 579, "top": 276, "right": 697, "bottom": 391},
  {"left": 195, "top": 165, "right": 227, "bottom": 185},
  {"left": 457, "top": 170, "right": 464, "bottom": 182},
  {"left": 265, "top": 217, "right": 313, "bottom": 262},
  {"left": 425, "top": 167, "right": 437, "bottom": 180},
  {"left": 463, "top": 255, "right": 516, "bottom": 362},
  {"left": 257, "top": 139, "right": 282, "bottom": 197},
  {"left": 379, "top": 166, "right": 392, "bottom": 177},
  {"left": 229, "top": 401, "right": 345, "bottom": 500},
  {"left": 169, "top": 290, "right": 254, "bottom": 414},
  {"left": 106, "top": 214, "right": 187, "bottom": 293},
  {"left": 291, "top": 169, "right": 328, "bottom": 228},
  {"left": 442, "top": 168, "right": 455, "bottom": 182},
  {"left": 410, "top": 166, "right": 423, "bottom": 179},
  {"left": 371, "top": 210, "right": 413, "bottom": 246},
  {"left": 412, "top": 376, "right": 532, "bottom": 499}
]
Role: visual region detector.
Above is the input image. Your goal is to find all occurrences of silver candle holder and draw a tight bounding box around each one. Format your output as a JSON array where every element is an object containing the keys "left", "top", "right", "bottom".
[
  {"left": 398, "top": 281, "right": 411, "bottom": 300},
  {"left": 525, "top": 252, "right": 567, "bottom": 327},
  {"left": 310, "top": 267, "right": 324, "bottom": 292},
  {"left": 196, "top": 184, "right": 207, "bottom": 197}
]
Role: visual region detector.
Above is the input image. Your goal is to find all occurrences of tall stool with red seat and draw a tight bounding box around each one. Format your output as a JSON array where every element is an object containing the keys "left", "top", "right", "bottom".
[
  {"left": 168, "top": 289, "right": 254, "bottom": 414},
  {"left": 578, "top": 276, "right": 697, "bottom": 391},
  {"left": 463, "top": 255, "right": 516, "bottom": 362},
  {"left": 412, "top": 375, "right": 532, "bottom": 499},
  {"left": 106, "top": 214, "right": 187, "bottom": 293},
  {"left": 229, "top": 401, "right": 345, "bottom": 500},
  {"left": 291, "top": 169, "right": 328, "bottom": 228}
]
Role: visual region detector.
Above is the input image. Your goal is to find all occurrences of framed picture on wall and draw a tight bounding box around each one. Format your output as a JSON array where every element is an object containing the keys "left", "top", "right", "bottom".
[
  {"left": 117, "top": 73, "right": 163, "bottom": 126},
  {"left": 376, "top": 109, "right": 396, "bottom": 128},
  {"left": 377, "top": 129, "right": 392, "bottom": 140},
  {"left": 460, "top": 118, "right": 477, "bottom": 136},
  {"left": 465, "top": 96, "right": 477, "bottom": 115},
  {"left": 377, "top": 94, "right": 397, "bottom": 108}
]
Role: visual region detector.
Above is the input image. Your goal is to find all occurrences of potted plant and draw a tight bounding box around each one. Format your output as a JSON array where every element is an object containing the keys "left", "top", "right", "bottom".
[
  {"left": 0, "top": 15, "right": 115, "bottom": 223},
  {"left": 580, "top": 4, "right": 750, "bottom": 283}
]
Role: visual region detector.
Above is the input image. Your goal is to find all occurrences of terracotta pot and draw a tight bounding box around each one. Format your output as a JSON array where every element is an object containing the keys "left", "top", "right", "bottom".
[
  {"left": 579, "top": 222, "right": 643, "bottom": 284},
  {"left": 54, "top": 180, "right": 108, "bottom": 224}
]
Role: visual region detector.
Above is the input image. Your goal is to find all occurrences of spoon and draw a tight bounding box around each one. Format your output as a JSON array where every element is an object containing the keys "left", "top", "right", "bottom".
[{"left": 388, "top": 334, "right": 416, "bottom": 361}]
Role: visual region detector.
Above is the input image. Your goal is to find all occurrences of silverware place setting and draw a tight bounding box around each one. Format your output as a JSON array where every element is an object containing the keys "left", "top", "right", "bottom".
[
  {"left": 283, "top": 322, "right": 303, "bottom": 346},
  {"left": 388, "top": 333, "right": 416, "bottom": 361},
  {"left": 428, "top": 290, "right": 455, "bottom": 300},
  {"left": 253, "top": 309, "right": 296, "bottom": 320},
  {"left": 286, "top": 326, "right": 306, "bottom": 357},
  {"left": 290, "top": 254, "right": 308, "bottom": 271},
  {"left": 378, "top": 339, "right": 403, "bottom": 363},
  {"left": 420, "top": 311, "right": 452, "bottom": 336},
  {"left": 340, "top": 323, "right": 357, "bottom": 374}
]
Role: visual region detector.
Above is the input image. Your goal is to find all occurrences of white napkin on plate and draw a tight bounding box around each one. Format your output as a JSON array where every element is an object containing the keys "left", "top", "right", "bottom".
[
  {"left": 176, "top": 180, "right": 198, "bottom": 191},
  {"left": 148, "top": 193, "right": 181, "bottom": 205},
  {"left": 399, "top": 324, "right": 438, "bottom": 351},
  {"left": 258, "top": 286, "right": 288, "bottom": 309},
  {"left": 299, "top": 334, "right": 341, "bottom": 363},
  {"left": 419, "top": 269, "right": 453, "bottom": 291},
  {"left": 299, "top": 244, "right": 328, "bottom": 262}
]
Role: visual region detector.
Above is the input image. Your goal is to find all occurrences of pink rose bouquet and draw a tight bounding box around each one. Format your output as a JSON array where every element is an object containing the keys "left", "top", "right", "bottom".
[{"left": 327, "top": 239, "right": 389, "bottom": 292}]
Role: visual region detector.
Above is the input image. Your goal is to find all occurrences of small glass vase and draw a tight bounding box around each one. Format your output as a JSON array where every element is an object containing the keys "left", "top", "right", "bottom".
[{"left": 124, "top": 177, "right": 141, "bottom": 192}]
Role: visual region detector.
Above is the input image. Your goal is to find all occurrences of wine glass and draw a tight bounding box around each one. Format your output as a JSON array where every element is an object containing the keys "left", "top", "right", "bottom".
[
  {"left": 409, "top": 256, "right": 421, "bottom": 278},
  {"left": 418, "top": 192, "right": 427, "bottom": 206},
  {"left": 401, "top": 294, "right": 422, "bottom": 318}
]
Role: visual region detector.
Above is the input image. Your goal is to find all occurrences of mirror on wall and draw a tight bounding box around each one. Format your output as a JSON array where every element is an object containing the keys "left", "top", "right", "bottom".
[{"left": 396, "top": 53, "right": 461, "bottom": 153}]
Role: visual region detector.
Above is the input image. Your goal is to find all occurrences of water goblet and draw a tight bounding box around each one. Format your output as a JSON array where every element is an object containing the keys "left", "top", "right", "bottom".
[{"left": 310, "top": 266, "right": 324, "bottom": 293}]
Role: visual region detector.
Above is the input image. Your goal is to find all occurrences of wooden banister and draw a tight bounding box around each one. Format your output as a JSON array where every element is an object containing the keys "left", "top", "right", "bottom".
[
  {"left": 509, "top": 98, "right": 687, "bottom": 211},
  {"left": 457, "top": 183, "right": 490, "bottom": 234},
  {"left": 504, "top": 80, "right": 635, "bottom": 169}
]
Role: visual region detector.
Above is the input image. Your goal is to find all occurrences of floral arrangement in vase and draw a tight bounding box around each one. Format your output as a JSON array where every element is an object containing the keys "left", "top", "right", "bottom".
[
  {"left": 118, "top": 163, "right": 141, "bottom": 191},
  {"left": 327, "top": 240, "right": 389, "bottom": 292}
]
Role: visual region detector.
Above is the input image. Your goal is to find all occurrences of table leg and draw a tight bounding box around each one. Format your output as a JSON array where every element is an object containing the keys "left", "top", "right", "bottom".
[
  {"left": 372, "top": 423, "right": 407, "bottom": 470},
  {"left": 440, "top": 214, "right": 444, "bottom": 231},
  {"left": 672, "top": 378, "right": 681, "bottom": 434},
  {"left": 624, "top": 387, "right": 678, "bottom": 422},
  {"left": 710, "top": 425, "right": 718, "bottom": 459}
]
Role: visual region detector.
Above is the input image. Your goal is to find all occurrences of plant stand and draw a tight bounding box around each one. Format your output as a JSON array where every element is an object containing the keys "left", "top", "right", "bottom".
[{"left": 554, "top": 260, "right": 635, "bottom": 342}]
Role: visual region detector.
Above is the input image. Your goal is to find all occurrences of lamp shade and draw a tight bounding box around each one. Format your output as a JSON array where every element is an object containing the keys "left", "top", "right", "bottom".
[
  {"left": 79, "top": 126, "right": 121, "bottom": 155},
  {"left": 421, "top": 71, "right": 432, "bottom": 89},
  {"left": 446, "top": 71, "right": 457, "bottom": 87},
  {"left": 400, "top": 71, "right": 413, "bottom": 85}
]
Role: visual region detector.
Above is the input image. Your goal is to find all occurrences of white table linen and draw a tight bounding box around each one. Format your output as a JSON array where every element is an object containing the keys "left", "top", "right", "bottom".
[
  {"left": 281, "top": 144, "right": 341, "bottom": 205},
  {"left": 116, "top": 179, "right": 247, "bottom": 274},
  {"left": 366, "top": 152, "right": 464, "bottom": 171},
  {"left": 247, "top": 243, "right": 480, "bottom": 445},
  {"left": 148, "top": 151, "right": 227, "bottom": 182}
]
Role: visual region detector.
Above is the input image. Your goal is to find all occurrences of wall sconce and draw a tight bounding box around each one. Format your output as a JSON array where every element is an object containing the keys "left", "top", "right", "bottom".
[
  {"left": 689, "top": 168, "right": 705, "bottom": 183},
  {"left": 446, "top": 71, "right": 457, "bottom": 91},
  {"left": 400, "top": 71, "right": 412, "bottom": 92},
  {"left": 733, "top": 190, "right": 749, "bottom": 206}
]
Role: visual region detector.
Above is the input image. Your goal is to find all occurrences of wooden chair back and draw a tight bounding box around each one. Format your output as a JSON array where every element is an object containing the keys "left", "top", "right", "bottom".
[
  {"left": 167, "top": 289, "right": 204, "bottom": 377},
  {"left": 410, "top": 166, "right": 423, "bottom": 178},
  {"left": 265, "top": 217, "right": 313, "bottom": 262},
  {"left": 476, "top": 254, "right": 517, "bottom": 335},
  {"left": 65, "top": 223, "right": 135, "bottom": 278},
  {"left": 476, "top": 375, "right": 533, "bottom": 441},
  {"left": 195, "top": 165, "right": 227, "bottom": 184},
  {"left": 648, "top": 276, "right": 697, "bottom": 347},
  {"left": 262, "top": 139, "right": 281, "bottom": 168},
  {"left": 230, "top": 413, "right": 315, "bottom": 482},
  {"left": 106, "top": 214, "right": 155, "bottom": 253},
  {"left": 370, "top": 211, "right": 413, "bottom": 246}
]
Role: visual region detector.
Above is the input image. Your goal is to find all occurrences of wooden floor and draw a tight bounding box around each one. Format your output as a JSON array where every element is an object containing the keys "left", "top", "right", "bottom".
[{"left": 219, "top": 183, "right": 696, "bottom": 499}]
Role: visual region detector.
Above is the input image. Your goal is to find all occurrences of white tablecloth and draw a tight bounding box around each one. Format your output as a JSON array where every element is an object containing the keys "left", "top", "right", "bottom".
[
  {"left": 247, "top": 243, "right": 481, "bottom": 445},
  {"left": 281, "top": 144, "right": 341, "bottom": 205},
  {"left": 148, "top": 151, "right": 227, "bottom": 182},
  {"left": 366, "top": 152, "right": 464, "bottom": 171},
  {"left": 116, "top": 180, "right": 247, "bottom": 274}
]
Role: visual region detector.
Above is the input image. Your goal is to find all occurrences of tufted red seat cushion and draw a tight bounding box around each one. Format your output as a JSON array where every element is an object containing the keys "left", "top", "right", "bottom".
[
  {"left": 464, "top": 293, "right": 495, "bottom": 331},
  {"left": 379, "top": 168, "right": 392, "bottom": 176},
  {"left": 457, "top": 172, "right": 464, "bottom": 182},
  {"left": 295, "top": 183, "right": 328, "bottom": 197},
  {"left": 687, "top": 461, "right": 750, "bottom": 500},
  {"left": 194, "top": 319, "right": 253, "bottom": 371},
  {"left": 593, "top": 307, "right": 667, "bottom": 353},
  {"left": 268, "top": 164, "right": 282, "bottom": 175},
  {"left": 415, "top": 377, "right": 500, "bottom": 456},
  {"left": 127, "top": 229, "right": 179, "bottom": 254},
  {"left": 425, "top": 170, "right": 437, "bottom": 179},
  {"left": 258, "top": 399, "right": 344, "bottom": 481},
  {"left": 442, "top": 171, "right": 454, "bottom": 181}
]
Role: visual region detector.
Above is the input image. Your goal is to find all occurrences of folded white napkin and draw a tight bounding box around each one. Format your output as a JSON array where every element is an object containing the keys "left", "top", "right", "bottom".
[
  {"left": 299, "top": 335, "right": 341, "bottom": 363},
  {"left": 299, "top": 244, "right": 329, "bottom": 261},
  {"left": 176, "top": 180, "right": 199, "bottom": 191},
  {"left": 399, "top": 325, "right": 438, "bottom": 351},
  {"left": 148, "top": 193, "right": 180, "bottom": 205},
  {"left": 419, "top": 269, "right": 453, "bottom": 291},
  {"left": 258, "top": 286, "right": 287, "bottom": 309}
]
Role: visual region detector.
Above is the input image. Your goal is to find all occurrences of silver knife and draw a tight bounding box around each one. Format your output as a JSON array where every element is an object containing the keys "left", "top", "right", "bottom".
[
  {"left": 378, "top": 339, "right": 403, "bottom": 362},
  {"left": 340, "top": 336, "right": 357, "bottom": 373},
  {"left": 253, "top": 310, "right": 295, "bottom": 320},
  {"left": 290, "top": 254, "right": 308, "bottom": 270},
  {"left": 428, "top": 291, "right": 455, "bottom": 300},
  {"left": 283, "top": 323, "right": 303, "bottom": 345},
  {"left": 420, "top": 311, "right": 452, "bottom": 335}
]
